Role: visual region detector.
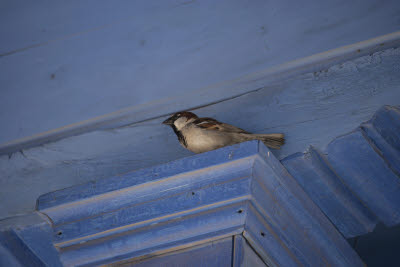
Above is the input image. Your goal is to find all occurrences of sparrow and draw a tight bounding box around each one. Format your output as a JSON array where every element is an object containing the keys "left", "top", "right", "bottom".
[{"left": 163, "top": 111, "right": 284, "bottom": 153}]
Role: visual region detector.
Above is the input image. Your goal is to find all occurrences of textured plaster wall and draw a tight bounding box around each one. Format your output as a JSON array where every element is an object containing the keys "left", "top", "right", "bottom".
[
  {"left": 1, "top": 0, "right": 400, "bottom": 144},
  {"left": 1, "top": 47, "right": 399, "bottom": 220}
]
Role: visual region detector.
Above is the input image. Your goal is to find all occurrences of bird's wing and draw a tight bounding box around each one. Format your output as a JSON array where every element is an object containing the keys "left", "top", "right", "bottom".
[{"left": 193, "top": 117, "right": 249, "bottom": 133}]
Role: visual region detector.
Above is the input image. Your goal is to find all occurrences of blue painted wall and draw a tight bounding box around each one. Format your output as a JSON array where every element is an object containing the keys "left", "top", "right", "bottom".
[
  {"left": 1, "top": 1, "right": 400, "bottom": 265},
  {"left": 1, "top": 0, "right": 400, "bottom": 144}
]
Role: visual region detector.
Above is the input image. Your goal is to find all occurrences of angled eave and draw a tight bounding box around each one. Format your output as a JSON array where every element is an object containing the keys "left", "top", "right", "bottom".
[{"left": 37, "top": 141, "right": 362, "bottom": 267}]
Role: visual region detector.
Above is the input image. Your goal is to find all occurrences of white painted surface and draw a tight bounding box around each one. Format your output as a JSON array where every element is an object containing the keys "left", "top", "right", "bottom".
[
  {"left": 1, "top": 47, "right": 399, "bottom": 220},
  {"left": 1, "top": 0, "right": 400, "bottom": 145}
]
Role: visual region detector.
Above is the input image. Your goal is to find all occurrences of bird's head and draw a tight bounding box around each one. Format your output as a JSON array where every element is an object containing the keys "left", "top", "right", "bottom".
[{"left": 162, "top": 111, "right": 198, "bottom": 130}]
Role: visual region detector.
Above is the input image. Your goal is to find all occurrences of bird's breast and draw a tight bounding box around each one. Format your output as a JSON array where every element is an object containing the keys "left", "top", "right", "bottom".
[{"left": 180, "top": 127, "right": 233, "bottom": 153}]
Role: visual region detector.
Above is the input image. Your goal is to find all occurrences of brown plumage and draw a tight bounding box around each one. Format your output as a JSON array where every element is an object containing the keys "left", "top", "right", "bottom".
[{"left": 163, "top": 111, "right": 284, "bottom": 153}]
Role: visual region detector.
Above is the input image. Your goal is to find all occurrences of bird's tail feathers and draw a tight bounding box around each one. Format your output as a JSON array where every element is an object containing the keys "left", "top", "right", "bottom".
[{"left": 247, "top": 133, "right": 285, "bottom": 149}]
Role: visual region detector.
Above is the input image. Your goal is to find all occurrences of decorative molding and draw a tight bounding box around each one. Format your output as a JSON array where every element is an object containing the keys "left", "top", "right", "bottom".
[
  {"left": 34, "top": 141, "right": 362, "bottom": 266},
  {"left": 282, "top": 105, "right": 400, "bottom": 238}
]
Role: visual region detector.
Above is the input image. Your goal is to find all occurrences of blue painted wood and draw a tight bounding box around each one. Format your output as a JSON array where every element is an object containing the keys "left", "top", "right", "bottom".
[
  {"left": 279, "top": 104, "right": 400, "bottom": 240},
  {"left": 361, "top": 123, "right": 400, "bottom": 177},
  {"left": 59, "top": 204, "right": 246, "bottom": 266},
  {"left": 370, "top": 105, "right": 400, "bottom": 152},
  {"left": 233, "top": 235, "right": 267, "bottom": 267},
  {"left": 117, "top": 237, "right": 233, "bottom": 267},
  {"left": 2, "top": 101, "right": 400, "bottom": 266},
  {"left": 34, "top": 141, "right": 364, "bottom": 266},
  {"left": 2, "top": 0, "right": 400, "bottom": 147},
  {"left": 251, "top": 144, "right": 363, "bottom": 267},
  {"left": 37, "top": 141, "right": 257, "bottom": 210},
  {"left": 5, "top": 104, "right": 400, "bottom": 265},
  {"left": 241, "top": 237, "right": 267, "bottom": 267},
  {"left": 326, "top": 130, "right": 400, "bottom": 226},
  {"left": 2, "top": 47, "right": 400, "bottom": 223},
  {"left": 243, "top": 204, "right": 301, "bottom": 267},
  {"left": 0, "top": 213, "right": 63, "bottom": 267},
  {"left": 53, "top": 176, "right": 251, "bottom": 243},
  {"left": 0, "top": 230, "right": 45, "bottom": 267},
  {"left": 232, "top": 235, "right": 245, "bottom": 267},
  {"left": 361, "top": 105, "right": 400, "bottom": 176},
  {"left": 250, "top": 172, "right": 326, "bottom": 266},
  {"left": 281, "top": 147, "right": 377, "bottom": 238},
  {"left": 0, "top": 243, "right": 25, "bottom": 267}
]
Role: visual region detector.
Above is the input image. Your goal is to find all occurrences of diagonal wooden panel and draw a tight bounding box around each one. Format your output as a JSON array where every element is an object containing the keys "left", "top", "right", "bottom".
[
  {"left": 0, "top": 213, "right": 63, "bottom": 267},
  {"left": 250, "top": 144, "right": 363, "bottom": 267},
  {"left": 326, "top": 130, "right": 400, "bottom": 226},
  {"left": 282, "top": 147, "right": 377, "bottom": 238},
  {"left": 361, "top": 105, "right": 400, "bottom": 176},
  {"left": 233, "top": 235, "right": 267, "bottom": 267},
  {"left": 280, "top": 105, "right": 400, "bottom": 239}
]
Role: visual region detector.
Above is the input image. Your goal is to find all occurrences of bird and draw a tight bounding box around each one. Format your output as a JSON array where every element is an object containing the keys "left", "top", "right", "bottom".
[{"left": 162, "top": 111, "right": 284, "bottom": 153}]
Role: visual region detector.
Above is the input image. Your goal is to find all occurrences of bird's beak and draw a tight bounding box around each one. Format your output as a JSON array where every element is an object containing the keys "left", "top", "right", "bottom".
[{"left": 162, "top": 116, "right": 174, "bottom": 125}]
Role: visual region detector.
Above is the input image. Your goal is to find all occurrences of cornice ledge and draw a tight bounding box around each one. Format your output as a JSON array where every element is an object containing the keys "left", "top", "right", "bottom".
[{"left": 34, "top": 141, "right": 363, "bottom": 266}]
